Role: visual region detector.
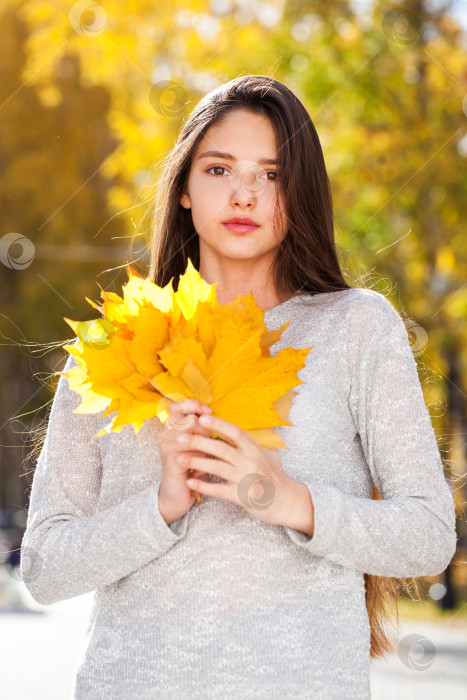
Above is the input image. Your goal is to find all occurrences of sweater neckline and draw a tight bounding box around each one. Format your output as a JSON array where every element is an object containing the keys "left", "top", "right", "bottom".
[
  {"left": 263, "top": 293, "right": 307, "bottom": 315},
  {"left": 263, "top": 288, "right": 349, "bottom": 315}
]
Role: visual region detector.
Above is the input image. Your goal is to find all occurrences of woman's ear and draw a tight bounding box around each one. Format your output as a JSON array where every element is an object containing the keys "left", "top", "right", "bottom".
[{"left": 180, "top": 192, "right": 191, "bottom": 209}]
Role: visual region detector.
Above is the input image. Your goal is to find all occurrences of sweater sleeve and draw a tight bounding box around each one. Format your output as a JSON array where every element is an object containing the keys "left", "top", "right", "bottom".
[
  {"left": 283, "top": 294, "right": 457, "bottom": 578},
  {"left": 20, "top": 352, "right": 191, "bottom": 606}
]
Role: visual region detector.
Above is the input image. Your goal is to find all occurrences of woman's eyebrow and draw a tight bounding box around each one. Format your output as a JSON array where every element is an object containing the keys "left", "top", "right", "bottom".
[{"left": 197, "top": 150, "right": 279, "bottom": 165}]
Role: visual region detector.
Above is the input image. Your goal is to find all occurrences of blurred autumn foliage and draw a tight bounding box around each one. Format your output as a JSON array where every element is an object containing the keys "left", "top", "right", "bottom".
[{"left": 0, "top": 0, "right": 466, "bottom": 599}]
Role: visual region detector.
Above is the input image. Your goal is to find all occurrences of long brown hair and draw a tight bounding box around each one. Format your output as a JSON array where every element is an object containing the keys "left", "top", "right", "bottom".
[{"left": 147, "top": 73, "right": 421, "bottom": 658}]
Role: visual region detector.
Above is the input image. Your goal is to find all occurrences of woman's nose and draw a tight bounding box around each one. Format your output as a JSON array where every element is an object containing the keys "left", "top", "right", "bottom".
[{"left": 230, "top": 162, "right": 265, "bottom": 199}]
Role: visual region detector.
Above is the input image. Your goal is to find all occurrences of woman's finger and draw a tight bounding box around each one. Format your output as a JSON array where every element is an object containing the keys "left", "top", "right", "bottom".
[
  {"left": 171, "top": 398, "right": 212, "bottom": 416},
  {"left": 198, "top": 413, "right": 252, "bottom": 453},
  {"left": 168, "top": 398, "right": 212, "bottom": 431},
  {"left": 177, "top": 433, "right": 236, "bottom": 468},
  {"left": 190, "top": 469, "right": 208, "bottom": 479}
]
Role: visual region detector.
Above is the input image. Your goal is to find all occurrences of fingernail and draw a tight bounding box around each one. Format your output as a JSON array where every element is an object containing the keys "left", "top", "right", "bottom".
[
  {"left": 203, "top": 406, "right": 213, "bottom": 413},
  {"left": 199, "top": 414, "right": 212, "bottom": 425}
]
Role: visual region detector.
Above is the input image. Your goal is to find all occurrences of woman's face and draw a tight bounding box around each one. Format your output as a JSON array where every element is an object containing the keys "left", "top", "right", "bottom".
[{"left": 180, "top": 108, "right": 288, "bottom": 270}]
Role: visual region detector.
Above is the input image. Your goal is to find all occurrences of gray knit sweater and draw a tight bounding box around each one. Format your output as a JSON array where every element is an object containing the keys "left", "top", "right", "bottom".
[{"left": 21, "top": 287, "right": 457, "bottom": 699}]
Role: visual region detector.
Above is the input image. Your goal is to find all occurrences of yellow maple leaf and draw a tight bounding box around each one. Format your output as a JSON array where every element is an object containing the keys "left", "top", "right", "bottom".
[{"left": 56, "top": 258, "right": 313, "bottom": 449}]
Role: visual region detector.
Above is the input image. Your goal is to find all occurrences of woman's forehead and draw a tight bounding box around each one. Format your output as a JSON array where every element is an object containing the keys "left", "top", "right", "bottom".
[{"left": 194, "top": 113, "right": 278, "bottom": 162}]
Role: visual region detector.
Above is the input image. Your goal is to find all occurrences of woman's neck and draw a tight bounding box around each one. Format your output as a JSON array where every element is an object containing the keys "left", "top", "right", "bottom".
[{"left": 199, "top": 257, "right": 287, "bottom": 312}]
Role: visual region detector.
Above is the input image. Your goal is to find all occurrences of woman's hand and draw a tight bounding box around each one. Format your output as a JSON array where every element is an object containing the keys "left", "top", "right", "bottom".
[
  {"left": 176, "top": 413, "right": 312, "bottom": 530},
  {"left": 157, "top": 398, "right": 213, "bottom": 525}
]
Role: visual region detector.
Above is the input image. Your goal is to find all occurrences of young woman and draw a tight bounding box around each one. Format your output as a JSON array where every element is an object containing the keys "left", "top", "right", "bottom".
[{"left": 21, "top": 75, "right": 457, "bottom": 698}]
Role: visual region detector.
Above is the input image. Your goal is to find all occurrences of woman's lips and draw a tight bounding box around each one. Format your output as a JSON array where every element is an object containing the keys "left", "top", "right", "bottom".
[{"left": 222, "top": 223, "right": 259, "bottom": 234}]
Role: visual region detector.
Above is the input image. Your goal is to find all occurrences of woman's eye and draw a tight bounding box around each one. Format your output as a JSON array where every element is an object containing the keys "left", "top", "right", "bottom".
[
  {"left": 206, "top": 166, "right": 279, "bottom": 181},
  {"left": 207, "top": 166, "right": 227, "bottom": 177}
]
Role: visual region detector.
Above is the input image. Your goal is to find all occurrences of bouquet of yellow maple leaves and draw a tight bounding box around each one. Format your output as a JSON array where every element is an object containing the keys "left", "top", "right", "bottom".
[{"left": 58, "top": 259, "right": 311, "bottom": 457}]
